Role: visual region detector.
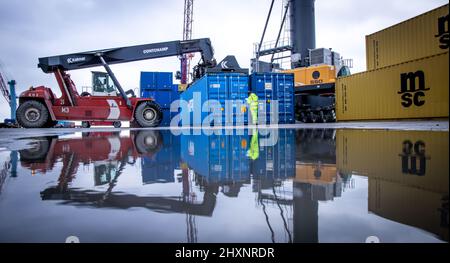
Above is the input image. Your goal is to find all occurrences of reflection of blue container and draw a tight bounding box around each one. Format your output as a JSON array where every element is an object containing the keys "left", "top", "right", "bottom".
[
  {"left": 181, "top": 131, "right": 250, "bottom": 183},
  {"left": 251, "top": 129, "right": 296, "bottom": 183},
  {"left": 229, "top": 135, "right": 251, "bottom": 182},
  {"left": 141, "top": 130, "right": 181, "bottom": 185},
  {"left": 181, "top": 134, "right": 228, "bottom": 181},
  {"left": 180, "top": 74, "right": 248, "bottom": 126},
  {"left": 249, "top": 73, "right": 295, "bottom": 124}
]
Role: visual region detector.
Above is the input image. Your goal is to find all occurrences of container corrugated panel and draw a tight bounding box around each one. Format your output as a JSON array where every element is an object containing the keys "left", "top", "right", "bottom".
[
  {"left": 180, "top": 134, "right": 225, "bottom": 180},
  {"left": 140, "top": 72, "right": 173, "bottom": 90},
  {"left": 141, "top": 131, "right": 180, "bottom": 184},
  {"left": 159, "top": 109, "right": 178, "bottom": 127},
  {"left": 141, "top": 89, "right": 179, "bottom": 109},
  {"left": 336, "top": 129, "right": 449, "bottom": 194},
  {"left": 227, "top": 74, "right": 249, "bottom": 125},
  {"left": 251, "top": 129, "right": 296, "bottom": 181},
  {"left": 140, "top": 72, "right": 179, "bottom": 109},
  {"left": 249, "top": 73, "right": 295, "bottom": 124},
  {"left": 336, "top": 52, "right": 449, "bottom": 121},
  {"left": 229, "top": 134, "right": 251, "bottom": 182},
  {"left": 180, "top": 73, "right": 248, "bottom": 126},
  {"left": 180, "top": 133, "right": 250, "bottom": 182},
  {"left": 368, "top": 178, "right": 448, "bottom": 241},
  {"left": 366, "top": 4, "right": 449, "bottom": 70}
]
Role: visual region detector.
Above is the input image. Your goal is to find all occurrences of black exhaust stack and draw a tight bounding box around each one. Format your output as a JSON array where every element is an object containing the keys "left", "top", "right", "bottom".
[{"left": 290, "top": 0, "right": 316, "bottom": 68}]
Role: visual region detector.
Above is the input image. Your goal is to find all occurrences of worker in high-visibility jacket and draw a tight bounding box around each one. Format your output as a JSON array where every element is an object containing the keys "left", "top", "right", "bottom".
[{"left": 246, "top": 92, "right": 259, "bottom": 125}]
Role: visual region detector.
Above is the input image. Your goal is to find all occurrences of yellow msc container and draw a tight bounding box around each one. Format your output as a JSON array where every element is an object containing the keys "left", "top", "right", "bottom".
[
  {"left": 336, "top": 52, "right": 448, "bottom": 121},
  {"left": 366, "top": 4, "right": 449, "bottom": 70},
  {"left": 336, "top": 129, "right": 449, "bottom": 194}
]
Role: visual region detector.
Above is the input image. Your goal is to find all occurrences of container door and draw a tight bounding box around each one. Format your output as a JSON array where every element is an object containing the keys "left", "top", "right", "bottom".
[
  {"left": 227, "top": 74, "right": 249, "bottom": 125},
  {"left": 206, "top": 74, "right": 228, "bottom": 126},
  {"left": 156, "top": 72, "right": 174, "bottom": 90}
]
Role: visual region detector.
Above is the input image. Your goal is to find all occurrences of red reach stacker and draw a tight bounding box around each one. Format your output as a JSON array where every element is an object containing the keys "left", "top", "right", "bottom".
[{"left": 16, "top": 39, "right": 216, "bottom": 128}]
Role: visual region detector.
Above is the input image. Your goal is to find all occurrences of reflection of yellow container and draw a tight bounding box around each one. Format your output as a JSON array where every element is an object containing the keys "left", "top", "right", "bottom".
[
  {"left": 336, "top": 129, "right": 449, "bottom": 194},
  {"left": 336, "top": 52, "right": 449, "bottom": 121},
  {"left": 366, "top": 4, "right": 449, "bottom": 70},
  {"left": 369, "top": 178, "right": 448, "bottom": 242},
  {"left": 296, "top": 163, "right": 337, "bottom": 185}
]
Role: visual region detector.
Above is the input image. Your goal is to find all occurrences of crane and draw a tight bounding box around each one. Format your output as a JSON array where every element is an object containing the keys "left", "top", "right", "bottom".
[{"left": 180, "top": 0, "right": 195, "bottom": 85}]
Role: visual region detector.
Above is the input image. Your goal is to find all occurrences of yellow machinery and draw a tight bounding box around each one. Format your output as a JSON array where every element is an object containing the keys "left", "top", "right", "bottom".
[
  {"left": 284, "top": 64, "right": 337, "bottom": 87},
  {"left": 296, "top": 163, "right": 338, "bottom": 185},
  {"left": 282, "top": 63, "right": 351, "bottom": 123}
]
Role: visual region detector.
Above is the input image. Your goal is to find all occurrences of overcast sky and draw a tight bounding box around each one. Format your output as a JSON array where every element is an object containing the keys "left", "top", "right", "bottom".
[{"left": 0, "top": 0, "right": 447, "bottom": 120}]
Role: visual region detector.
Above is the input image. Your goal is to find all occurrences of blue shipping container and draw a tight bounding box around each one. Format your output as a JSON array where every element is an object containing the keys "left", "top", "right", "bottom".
[
  {"left": 140, "top": 72, "right": 173, "bottom": 90},
  {"left": 249, "top": 73, "right": 295, "bottom": 124},
  {"left": 159, "top": 108, "right": 179, "bottom": 127},
  {"left": 140, "top": 72, "right": 179, "bottom": 109},
  {"left": 141, "top": 89, "right": 179, "bottom": 109},
  {"left": 180, "top": 73, "right": 249, "bottom": 126}
]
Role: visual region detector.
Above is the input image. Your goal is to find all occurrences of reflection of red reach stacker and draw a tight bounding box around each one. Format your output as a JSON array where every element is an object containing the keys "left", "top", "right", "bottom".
[
  {"left": 82, "top": 121, "right": 121, "bottom": 129},
  {"left": 19, "top": 132, "right": 218, "bottom": 218},
  {"left": 15, "top": 39, "right": 216, "bottom": 128},
  {"left": 20, "top": 131, "right": 163, "bottom": 176}
]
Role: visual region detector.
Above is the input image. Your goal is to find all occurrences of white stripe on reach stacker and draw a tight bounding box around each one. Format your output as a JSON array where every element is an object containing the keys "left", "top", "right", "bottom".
[{"left": 107, "top": 100, "right": 120, "bottom": 120}]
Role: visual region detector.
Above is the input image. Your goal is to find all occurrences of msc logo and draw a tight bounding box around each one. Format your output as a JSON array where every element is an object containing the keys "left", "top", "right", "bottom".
[
  {"left": 399, "top": 140, "right": 430, "bottom": 176},
  {"left": 436, "top": 14, "right": 449, "bottom": 50},
  {"left": 398, "top": 71, "right": 430, "bottom": 108}
]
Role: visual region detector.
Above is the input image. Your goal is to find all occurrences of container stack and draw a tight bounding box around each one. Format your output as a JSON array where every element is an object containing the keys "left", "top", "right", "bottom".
[
  {"left": 140, "top": 72, "right": 180, "bottom": 126},
  {"left": 249, "top": 73, "right": 295, "bottom": 124},
  {"left": 336, "top": 4, "right": 449, "bottom": 121}
]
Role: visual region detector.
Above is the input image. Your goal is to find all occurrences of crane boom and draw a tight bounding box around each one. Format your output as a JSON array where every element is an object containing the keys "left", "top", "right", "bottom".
[
  {"left": 38, "top": 38, "right": 215, "bottom": 74},
  {"left": 0, "top": 71, "right": 10, "bottom": 103},
  {"left": 181, "top": 0, "right": 195, "bottom": 84}
]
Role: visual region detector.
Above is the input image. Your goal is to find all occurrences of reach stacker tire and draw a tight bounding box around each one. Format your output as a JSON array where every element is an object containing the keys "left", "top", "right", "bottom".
[
  {"left": 16, "top": 100, "right": 50, "bottom": 128},
  {"left": 135, "top": 130, "right": 162, "bottom": 154},
  {"left": 134, "top": 101, "right": 163, "bottom": 128}
]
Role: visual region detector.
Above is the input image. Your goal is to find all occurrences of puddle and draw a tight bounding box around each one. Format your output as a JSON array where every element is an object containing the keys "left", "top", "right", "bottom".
[{"left": 0, "top": 128, "right": 447, "bottom": 243}]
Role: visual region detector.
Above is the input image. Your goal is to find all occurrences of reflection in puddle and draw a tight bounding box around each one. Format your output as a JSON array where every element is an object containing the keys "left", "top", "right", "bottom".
[
  {"left": 0, "top": 129, "right": 447, "bottom": 243},
  {"left": 337, "top": 130, "right": 449, "bottom": 242}
]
